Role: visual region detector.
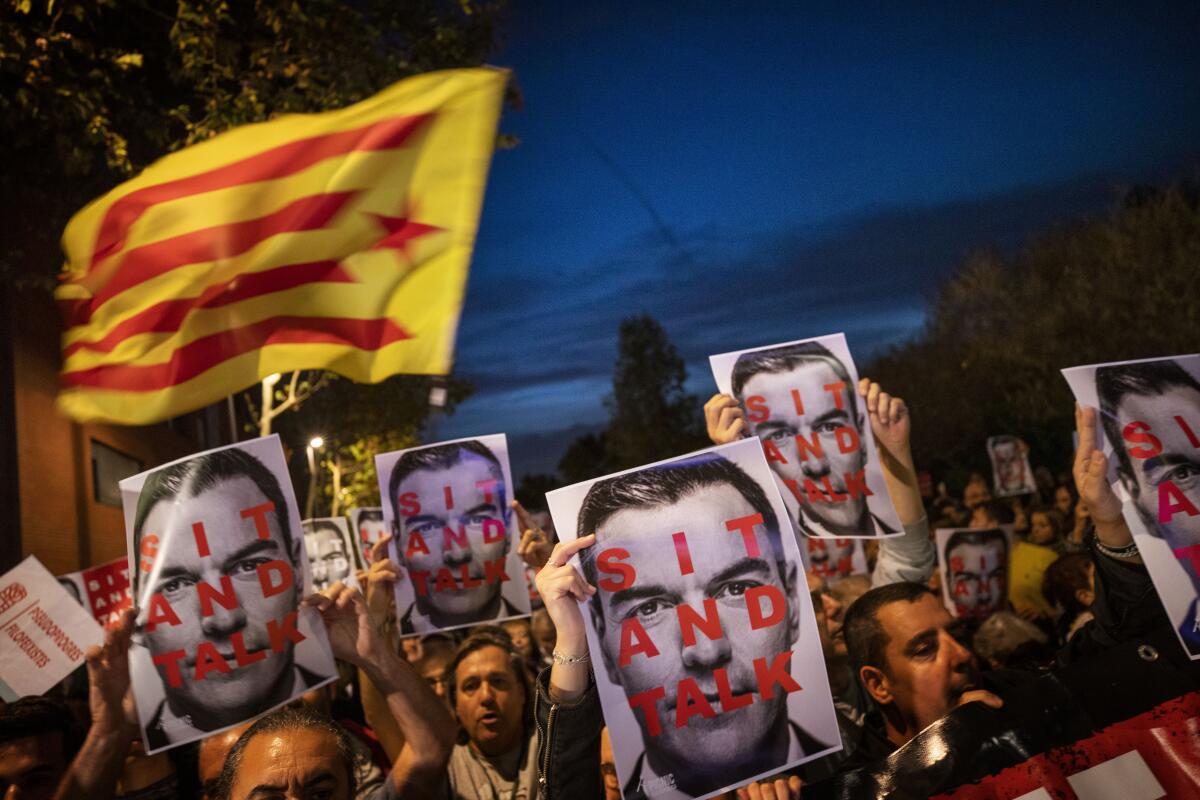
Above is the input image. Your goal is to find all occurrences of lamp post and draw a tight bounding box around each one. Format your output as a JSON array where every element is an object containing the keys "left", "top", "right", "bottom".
[{"left": 305, "top": 436, "right": 324, "bottom": 519}]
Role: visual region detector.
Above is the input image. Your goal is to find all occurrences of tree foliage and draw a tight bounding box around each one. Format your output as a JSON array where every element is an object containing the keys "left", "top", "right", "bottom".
[
  {"left": 1, "top": 0, "right": 511, "bottom": 287},
  {"left": 273, "top": 374, "right": 474, "bottom": 515},
  {"left": 868, "top": 183, "right": 1200, "bottom": 489},
  {"left": 554, "top": 316, "right": 707, "bottom": 486}
]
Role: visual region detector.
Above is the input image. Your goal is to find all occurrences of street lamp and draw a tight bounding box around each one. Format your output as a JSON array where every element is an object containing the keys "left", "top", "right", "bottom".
[{"left": 305, "top": 435, "right": 325, "bottom": 519}]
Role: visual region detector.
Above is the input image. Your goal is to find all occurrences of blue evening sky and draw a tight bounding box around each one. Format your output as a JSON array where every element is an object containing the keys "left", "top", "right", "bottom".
[{"left": 437, "top": 2, "right": 1200, "bottom": 476}]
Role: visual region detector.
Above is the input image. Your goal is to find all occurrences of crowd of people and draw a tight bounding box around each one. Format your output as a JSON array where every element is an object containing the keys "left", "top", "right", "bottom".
[{"left": 0, "top": 375, "right": 1187, "bottom": 800}]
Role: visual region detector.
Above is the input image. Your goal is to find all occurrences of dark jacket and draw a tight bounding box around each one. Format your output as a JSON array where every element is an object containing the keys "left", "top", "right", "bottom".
[{"left": 534, "top": 665, "right": 604, "bottom": 800}]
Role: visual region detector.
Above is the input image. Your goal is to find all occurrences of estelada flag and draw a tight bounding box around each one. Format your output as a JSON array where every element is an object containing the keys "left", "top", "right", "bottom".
[{"left": 55, "top": 67, "right": 506, "bottom": 425}]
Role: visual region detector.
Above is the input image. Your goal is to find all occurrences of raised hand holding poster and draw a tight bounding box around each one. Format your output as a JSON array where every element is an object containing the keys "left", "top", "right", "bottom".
[
  {"left": 120, "top": 435, "right": 337, "bottom": 753},
  {"left": 546, "top": 438, "right": 840, "bottom": 800},
  {"left": 709, "top": 333, "right": 903, "bottom": 540},
  {"left": 1062, "top": 354, "right": 1200, "bottom": 659}
]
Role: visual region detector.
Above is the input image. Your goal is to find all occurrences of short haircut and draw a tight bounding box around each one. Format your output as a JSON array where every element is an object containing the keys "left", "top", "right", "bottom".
[
  {"left": 132, "top": 447, "right": 294, "bottom": 599},
  {"left": 730, "top": 341, "right": 859, "bottom": 421},
  {"left": 843, "top": 581, "right": 935, "bottom": 677},
  {"left": 576, "top": 453, "right": 786, "bottom": 593},
  {"left": 1042, "top": 552, "right": 1093, "bottom": 616},
  {"left": 304, "top": 519, "right": 347, "bottom": 541},
  {"left": 945, "top": 528, "right": 1008, "bottom": 569},
  {"left": 0, "top": 696, "right": 81, "bottom": 752},
  {"left": 446, "top": 629, "right": 531, "bottom": 720},
  {"left": 386, "top": 441, "right": 505, "bottom": 522},
  {"left": 356, "top": 508, "right": 384, "bottom": 523},
  {"left": 217, "top": 707, "right": 355, "bottom": 800},
  {"left": 1097, "top": 359, "right": 1200, "bottom": 479}
]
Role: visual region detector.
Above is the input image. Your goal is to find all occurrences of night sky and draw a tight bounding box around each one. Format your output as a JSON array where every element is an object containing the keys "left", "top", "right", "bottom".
[{"left": 437, "top": 1, "right": 1200, "bottom": 477}]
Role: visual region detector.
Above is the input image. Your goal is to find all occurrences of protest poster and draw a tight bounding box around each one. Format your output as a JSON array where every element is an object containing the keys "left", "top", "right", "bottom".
[
  {"left": 57, "top": 555, "right": 132, "bottom": 628},
  {"left": 119, "top": 435, "right": 338, "bottom": 753},
  {"left": 987, "top": 435, "right": 1037, "bottom": 497},
  {"left": 0, "top": 556, "right": 105, "bottom": 701},
  {"left": 302, "top": 517, "right": 360, "bottom": 592},
  {"left": 709, "top": 333, "right": 903, "bottom": 540},
  {"left": 935, "top": 526, "right": 1013, "bottom": 621},
  {"left": 1062, "top": 354, "right": 1200, "bottom": 660},
  {"left": 806, "top": 538, "right": 868, "bottom": 580},
  {"left": 546, "top": 438, "right": 841, "bottom": 800},
  {"left": 375, "top": 433, "right": 531, "bottom": 636},
  {"left": 350, "top": 507, "right": 388, "bottom": 564}
]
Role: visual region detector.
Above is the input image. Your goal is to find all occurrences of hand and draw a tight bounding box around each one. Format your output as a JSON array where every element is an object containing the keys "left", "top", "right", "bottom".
[
  {"left": 1073, "top": 405, "right": 1123, "bottom": 525},
  {"left": 954, "top": 689, "right": 1004, "bottom": 711},
  {"left": 85, "top": 608, "right": 136, "bottom": 737},
  {"left": 705, "top": 393, "right": 746, "bottom": 445},
  {"left": 736, "top": 775, "right": 803, "bottom": 800},
  {"left": 535, "top": 535, "right": 597, "bottom": 653},
  {"left": 857, "top": 378, "right": 911, "bottom": 459},
  {"left": 513, "top": 500, "right": 554, "bottom": 571},
  {"left": 363, "top": 535, "right": 400, "bottom": 623},
  {"left": 303, "top": 583, "right": 383, "bottom": 669}
]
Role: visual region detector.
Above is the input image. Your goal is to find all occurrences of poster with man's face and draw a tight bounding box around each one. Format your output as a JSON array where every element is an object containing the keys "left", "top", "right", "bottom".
[
  {"left": 376, "top": 434, "right": 531, "bottom": 636},
  {"left": 57, "top": 555, "right": 133, "bottom": 628},
  {"left": 1062, "top": 354, "right": 1200, "bottom": 659},
  {"left": 119, "top": 435, "right": 338, "bottom": 754},
  {"left": 350, "top": 507, "right": 388, "bottom": 564},
  {"left": 302, "top": 518, "right": 359, "bottom": 592},
  {"left": 805, "top": 537, "right": 868, "bottom": 580},
  {"left": 987, "top": 435, "right": 1037, "bottom": 498},
  {"left": 546, "top": 438, "right": 840, "bottom": 800},
  {"left": 710, "top": 333, "right": 903, "bottom": 540},
  {"left": 936, "top": 526, "right": 1013, "bottom": 621}
]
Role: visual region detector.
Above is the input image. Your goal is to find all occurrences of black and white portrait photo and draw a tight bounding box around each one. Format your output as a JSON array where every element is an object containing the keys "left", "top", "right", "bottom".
[
  {"left": 546, "top": 438, "right": 840, "bottom": 800},
  {"left": 376, "top": 434, "right": 532, "bottom": 635},
  {"left": 710, "top": 333, "right": 903, "bottom": 540},
  {"left": 119, "top": 435, "right": 337, "bottom": 753}
]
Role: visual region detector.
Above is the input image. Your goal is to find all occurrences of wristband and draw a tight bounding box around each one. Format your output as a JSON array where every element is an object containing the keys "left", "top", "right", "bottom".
[{"left": 552, "top": 650, "right": 591, "bottom": 665}]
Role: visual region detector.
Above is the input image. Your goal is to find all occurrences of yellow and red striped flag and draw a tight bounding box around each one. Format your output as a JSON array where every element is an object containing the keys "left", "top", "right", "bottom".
[{"left": 55, "top": 67, "right": 507, "bottom": 425}]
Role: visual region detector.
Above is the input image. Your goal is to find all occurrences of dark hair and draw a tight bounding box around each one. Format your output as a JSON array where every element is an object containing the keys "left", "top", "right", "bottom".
[
  {"left": 132, "top": 447, "right": 294, "bottom": 599},
  {"left": 1042, "top": 553, "right": 1093, "bottom": 617},
  {"left": 386, "top": 440, "right": 505, "bottom": 523},
  {"left": 446, "top": 629, "right": 531, "bottom": 723},
  {"left": 944, "top": 528, "right": 1009, "bottom": 568},
  {"left": 303, "top": 519, "right": 347, "bottom": 540},
  {"left": 576, "top": 452, "right": 785, "bottom": 589},
  {"left": 217, "top": 707, "right": 356, "bottom": 800},
  {"left": 843, "top": 582, "right": 935, "bottom": 676},
  {"left": 1096, "top": 359, "right": 1200, "bottom": 480},
  {"left": 975, "top": 500, "right": 1014, "bottom": 527},
  {"left": 730, "top": 340, "right": 859, "bottom": 421},
  {"left": 0, "top": 696, "right": 81, "bottom": 752},
  {"left": 1028, "top": 508, "right": 1065, "bottom": 542}
]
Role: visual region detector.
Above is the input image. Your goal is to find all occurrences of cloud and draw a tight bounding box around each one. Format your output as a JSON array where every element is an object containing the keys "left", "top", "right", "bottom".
[{"left": 440, "top": 170, "right": 1168, "bottom": 456}]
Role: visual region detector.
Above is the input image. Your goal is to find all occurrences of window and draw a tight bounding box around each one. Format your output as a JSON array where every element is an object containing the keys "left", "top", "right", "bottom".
[{"left": 91, "top": 441, "right": 142, "bottom": 507}]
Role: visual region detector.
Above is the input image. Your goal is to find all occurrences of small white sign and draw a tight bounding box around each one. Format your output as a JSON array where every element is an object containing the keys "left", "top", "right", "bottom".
[{"left": 0, "top": 556, "right": 105, "bottom": 700}]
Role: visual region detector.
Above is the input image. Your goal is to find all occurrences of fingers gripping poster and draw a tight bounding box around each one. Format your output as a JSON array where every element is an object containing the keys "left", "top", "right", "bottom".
[
  {"left": 709, "top": 333, "right": 903, "bottom": 540},
  {"left": 120, "top": 435, "right": 337, "bottom": 753},
  {"left": 546, "top": 438, "right": 841, "bottom": 800},
  {"left": 1062, "top": 354, "right": 1200, "bottom": 660},
  {"left": 375, "top": 434, "right": 532, "bottom": 636}
]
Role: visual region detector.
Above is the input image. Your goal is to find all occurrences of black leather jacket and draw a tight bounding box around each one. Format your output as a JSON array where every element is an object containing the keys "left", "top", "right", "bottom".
[{"left": 534, "top": 665, "right": 604, "bottom": 800}]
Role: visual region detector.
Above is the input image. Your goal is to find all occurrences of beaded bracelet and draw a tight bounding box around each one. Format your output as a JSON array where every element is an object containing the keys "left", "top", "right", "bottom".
[{"left": 552, "top": 650, "right": 591, "bottom": 665}]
